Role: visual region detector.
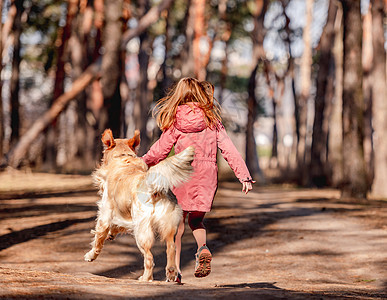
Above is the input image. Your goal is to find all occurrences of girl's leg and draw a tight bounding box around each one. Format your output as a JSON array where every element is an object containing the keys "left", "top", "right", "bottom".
[
  {"left": 188, "top": 211, "right": 207, "bottom": 249},
  {"left": 187, "top": 211, "right": 212, "bottom": 277},
  {"left": 192, "top": 228, "right": 206, "bottom": 248},
  {"left": 175, "top": 211, "right": 187, "bottom": 274}
]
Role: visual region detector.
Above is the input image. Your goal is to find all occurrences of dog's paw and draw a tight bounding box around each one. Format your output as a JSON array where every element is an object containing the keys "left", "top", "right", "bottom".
[
  {"left": 138, "top": 275, "right": 153, "bottom": 282},
  {"left": 165, "top": 266, "right": 178, "bottom": 282},
  {"left": 84, "top": 250, "right": 97, "bottom": 262}
]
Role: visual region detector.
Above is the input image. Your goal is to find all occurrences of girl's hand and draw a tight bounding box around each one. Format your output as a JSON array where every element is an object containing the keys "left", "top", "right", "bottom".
[{"left": 242, "top": 180, "right": 256, "bottom": 194}]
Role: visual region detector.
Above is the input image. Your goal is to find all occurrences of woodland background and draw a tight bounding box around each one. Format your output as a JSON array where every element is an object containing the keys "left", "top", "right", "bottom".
[{"left": 0, "top": 0, "right": 386, "bottom": 200}]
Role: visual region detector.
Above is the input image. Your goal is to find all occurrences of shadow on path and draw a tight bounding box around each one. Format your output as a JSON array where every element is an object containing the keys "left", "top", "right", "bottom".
[
  {"left": 0, "top": 189, "right": 96, "bottom": 201},
  {"left": 0, "top": 203, "right": 97, "bottom": 221},
  {"left": 0, "top": 217, "right": 94, "bottom": 251},
  {"left": 1, "top": 281, "right": 386, "bottom": 299}
]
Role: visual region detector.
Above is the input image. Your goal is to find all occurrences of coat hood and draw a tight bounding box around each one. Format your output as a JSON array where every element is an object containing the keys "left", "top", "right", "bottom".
[{"left": 174, "top": 103, "right": 207, "bottom": 133}]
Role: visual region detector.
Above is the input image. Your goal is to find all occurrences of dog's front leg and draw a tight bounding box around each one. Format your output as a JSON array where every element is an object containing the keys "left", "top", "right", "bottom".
[
  {"left": 84, "top": 218, "right": 111, "bottom": 261},
  {"left": 85, "top": 189, "right": 112, "bottom": 261}
]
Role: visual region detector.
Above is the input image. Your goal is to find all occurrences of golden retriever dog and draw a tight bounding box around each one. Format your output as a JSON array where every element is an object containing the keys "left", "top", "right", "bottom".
[{"left": 84, "top": 129, "right": 194, "bottom": 282}]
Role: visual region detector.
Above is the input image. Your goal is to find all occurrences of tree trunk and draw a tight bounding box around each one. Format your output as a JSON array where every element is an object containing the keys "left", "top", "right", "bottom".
[
  {"left": 218, "top": 42, "right": 228, "bottom": 105},
  {"left": 271, "top": 94, "right": 278, "bottom": 167},
  {"left": 340, "top": 0, "right": 367, "bottom": 198},
  {"left": 181, "top": 0, "right": 195, "bottom": 77},
  {"left": 119, "top": 1, "right": 131, "bottom": 138},
  {"left": 208, "top": 0, "right": 228, "bottom": 100},
  {"left": 264, "top": 63, "right": 279, "bottom": 168},
  {"left": 90, "top": 0, "right": 104, "bottom": 159},
  {"left": 101, "top": 0, "right": 123, "bottom": 137},
  {"left": 297, "top": 0, "right": 313, "bottom": 185},
  {"left": 218, "top": 25, "right": 231, "bottom": 105},
  {"left": 0, "top": 0, "right": 4, "bottom": 159},
  {"left": 327, "top": 5, "right": 344, "bottom": 187},
  {"left": 134, "top": 0, "right": 153, "bottom": 155},
  {"left": 158, "top": 9, "right": 172, "bottom": 140},
  {"left": 370, "top": 0, "right": 387, "bottom": 198},
  {"left": 161, "top": 9, "right": 172, "bottom": 94},
  {"left": 246, "top": 65, "right": 262, "bottom": 179},
  {"left": 53, "top": 0, "right": 78, "bottom": 103},
  {"left": 310, "top": 0, "right": 337, "bottom": 187},
  {"left": 92, "top": 0, "right": 103, "bottom": 62},
  {"left": 276, "top": 78, "right": 287, "bottom": 169},
  {"left": 193, "top": 0, "right": 206, "bottom": 80},
  {"left": 135, "top": 36, "right": 152, "bottom": 155},
  {"left": 245, "top": 0, "right": 267, "bottom": 181},
  {"left": 322, "top": 58, "right": 335, "bottom": 175},
  {"left": 58, "top": 6, "right": 95, "bottom": 172},
  {"left": 282, "top": 3, "right": 298, "bottom": 170},
  {"left": 71, "top": 14, "right": 91, "bottom": 170},
  {"left": 43, "top": 0, "right": 78, "bottom": 171},
  {"left": 9, "top": 0, "right": 24, "bottom": 146},
  {"left": 362, "top": 6, "right": 374, "bottom": 188}
]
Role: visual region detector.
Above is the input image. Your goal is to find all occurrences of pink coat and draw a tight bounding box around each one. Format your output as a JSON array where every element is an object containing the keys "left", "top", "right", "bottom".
[{"left": 142, "top": 103, "right": 252, "bottom": 212}]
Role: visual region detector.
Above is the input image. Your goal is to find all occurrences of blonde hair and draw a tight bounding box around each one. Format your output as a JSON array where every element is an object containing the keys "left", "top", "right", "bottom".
[{"left": 153, "top": 77, "right": 221, "bottom": 131}]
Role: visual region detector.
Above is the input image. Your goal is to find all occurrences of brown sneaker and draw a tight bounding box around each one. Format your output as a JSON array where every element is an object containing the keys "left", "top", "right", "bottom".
[{"left": 194, "top": 244, "right": 212, "bottom": 278}]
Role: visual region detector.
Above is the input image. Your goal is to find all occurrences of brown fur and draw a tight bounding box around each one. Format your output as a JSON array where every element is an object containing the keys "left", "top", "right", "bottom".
[{"left": 85, "top": 129, "right": 195, "bottom": 282}]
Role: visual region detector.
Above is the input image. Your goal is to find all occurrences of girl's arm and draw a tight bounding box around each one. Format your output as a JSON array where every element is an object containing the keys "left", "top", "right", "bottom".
[
  {"left": 216, "top": 123, "right": 253, "bottom": 184},
  {"left": 142, "top": 127, "right": 178, "bottom": 167}
]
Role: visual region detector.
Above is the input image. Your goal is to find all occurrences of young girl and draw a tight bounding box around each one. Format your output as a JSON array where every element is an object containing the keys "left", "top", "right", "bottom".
[{"left": 141, "top": 77, "right": 254, "bottom": 282}]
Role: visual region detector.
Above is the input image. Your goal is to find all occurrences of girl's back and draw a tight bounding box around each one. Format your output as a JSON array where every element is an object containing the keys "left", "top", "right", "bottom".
[
  {"left": 173, "top": 103, "right": 218, "bottom": 162},
  {"left": 143, "top": 102, "right": 219, "bottom": 212}
]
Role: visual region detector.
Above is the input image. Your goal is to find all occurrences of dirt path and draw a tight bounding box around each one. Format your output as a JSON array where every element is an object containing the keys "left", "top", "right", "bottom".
[{"left": 0, "top": 172, "right": 386, "bottom": 299}]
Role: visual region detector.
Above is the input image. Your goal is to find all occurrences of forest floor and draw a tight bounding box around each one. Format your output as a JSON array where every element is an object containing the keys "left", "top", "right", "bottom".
[{"left": 0, "top": 170, "right": 386, "bottom": 299}]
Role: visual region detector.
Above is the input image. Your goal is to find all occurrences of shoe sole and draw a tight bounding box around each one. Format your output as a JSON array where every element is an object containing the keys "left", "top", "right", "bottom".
[{"left": 194, "top": 252, "right": 212, "bottom": 278}]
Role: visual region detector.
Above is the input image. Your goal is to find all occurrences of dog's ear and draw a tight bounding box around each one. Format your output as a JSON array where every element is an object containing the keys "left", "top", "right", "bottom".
[
  {"left": 127, "top": 130, "right": 141, "bottom": 151},
  {"left": 101, "top": 129, "right": 116, "bottom": 149}
]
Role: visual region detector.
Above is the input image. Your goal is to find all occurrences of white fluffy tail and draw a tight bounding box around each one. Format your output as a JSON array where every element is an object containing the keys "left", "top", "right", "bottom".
[{"left": 146, "top": 146, "right": 195, "bottom": 194}]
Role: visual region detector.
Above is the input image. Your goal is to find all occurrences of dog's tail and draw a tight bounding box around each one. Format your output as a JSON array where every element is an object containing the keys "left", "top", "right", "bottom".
[{"left": 145, "top": 146, "right": 195, "bottom": 194}]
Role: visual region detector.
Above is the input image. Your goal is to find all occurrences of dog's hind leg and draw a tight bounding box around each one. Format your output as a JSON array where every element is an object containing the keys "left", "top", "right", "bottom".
[
  {"left": 158, "top": 205, "right": 181, "bottom": 281},
  {"left": 85, "top": 189, "right": 112, "bottom": 262},
  {"left": 135, "top": 221, "right": 155, "bottom": 282},
  {"left": 164, "top": 230, "right": 178, "bottom": 282}
]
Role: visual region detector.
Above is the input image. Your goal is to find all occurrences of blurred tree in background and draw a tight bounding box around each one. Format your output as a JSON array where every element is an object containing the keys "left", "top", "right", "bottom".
[
  {"left": 341, "top": 0, "right": 367, "bottom": 198},
  {"left": 0, "top": 0, "right": 386, "bottom": 199}
]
